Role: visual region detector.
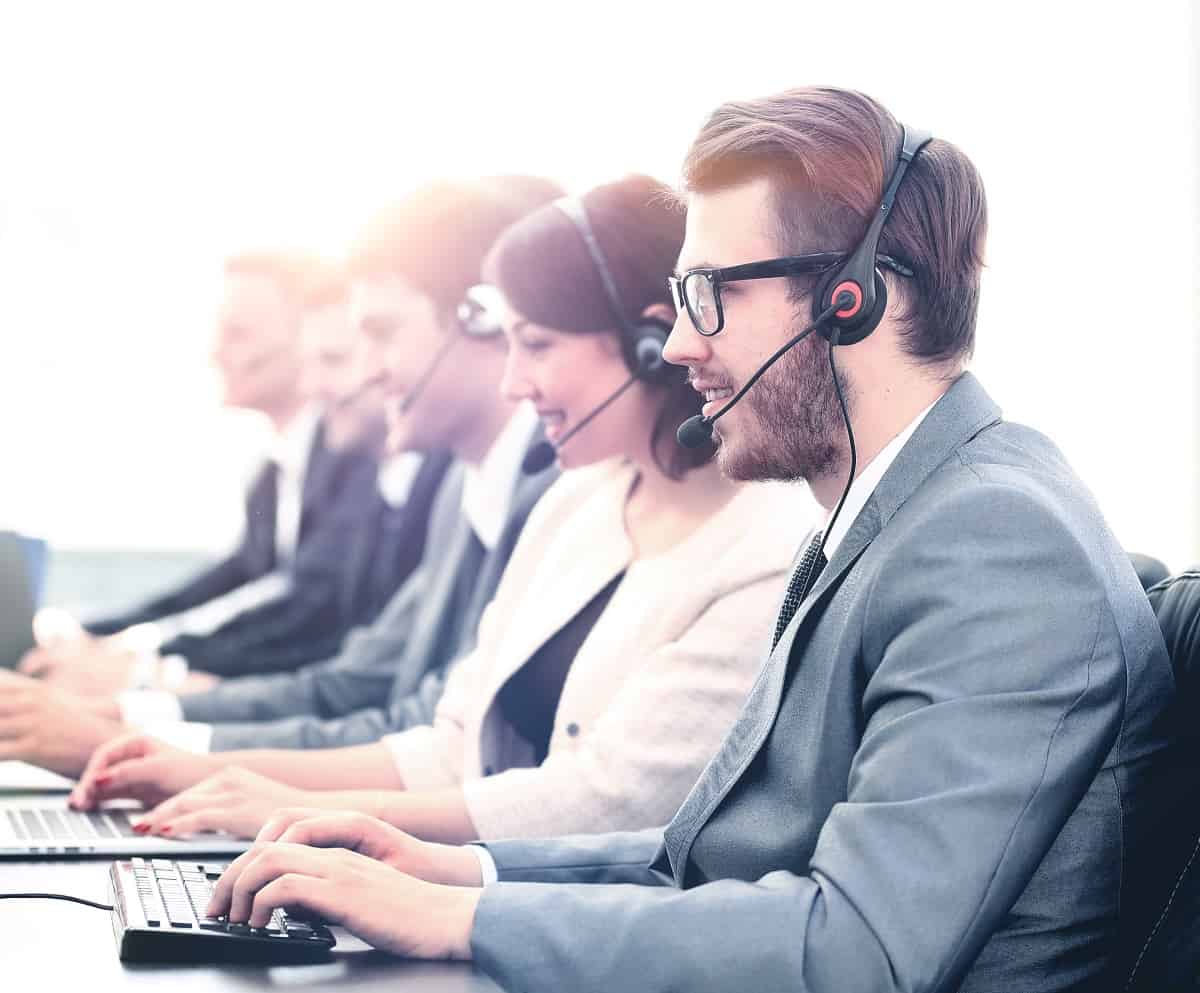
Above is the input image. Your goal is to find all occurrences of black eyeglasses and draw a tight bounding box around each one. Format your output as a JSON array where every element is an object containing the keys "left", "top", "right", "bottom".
[{"left": 668, "top": 252, "right": 914, "bottom": 336}]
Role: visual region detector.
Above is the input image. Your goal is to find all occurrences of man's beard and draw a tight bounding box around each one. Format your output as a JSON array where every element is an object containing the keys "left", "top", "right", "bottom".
[{"left": 715, "top": 331, "right": 849, "bottom": 484}]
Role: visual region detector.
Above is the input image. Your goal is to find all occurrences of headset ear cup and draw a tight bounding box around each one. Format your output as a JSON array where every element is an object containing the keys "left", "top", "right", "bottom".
[
  {"left": 812, "top": 268, "right": 888, "bottom": 346},
  {"left": 624, "top": 319, "right": 673, "bottom": 384}
]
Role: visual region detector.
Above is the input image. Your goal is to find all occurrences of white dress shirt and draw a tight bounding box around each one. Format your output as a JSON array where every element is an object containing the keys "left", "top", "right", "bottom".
[{"left": 117, "top": 403, "right": 538, "bottom": 753}]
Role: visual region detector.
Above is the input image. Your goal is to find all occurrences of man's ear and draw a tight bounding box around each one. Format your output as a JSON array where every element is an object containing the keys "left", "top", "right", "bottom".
[{"left": 641, "top": 302, "right": 676, "bottom": 327}]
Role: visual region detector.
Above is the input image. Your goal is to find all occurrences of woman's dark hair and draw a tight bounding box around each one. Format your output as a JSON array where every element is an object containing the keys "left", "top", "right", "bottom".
[{"left": 483, "top": 174, "right": 713, "bottom": 478}]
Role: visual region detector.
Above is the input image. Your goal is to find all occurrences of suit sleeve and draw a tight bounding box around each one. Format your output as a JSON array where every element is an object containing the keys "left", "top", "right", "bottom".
[
  {"left": 204, "top": 665, "right": 450, "bottom": 751},
  {"left": 86, "top": 466, "right": 273, "bottom": 635},
  {"left": 160, "top": 541, "right": 346, "bottom": 678},
  {"left": 381, "top": 602, "right": 502, "bottom": 789},
  {"left": 85, "top": 551, "right": 254, "bottom": 635},
  {"left": 158, "top": 456, "right": 399, "bottom": 678},
  {"left": 470, "top": 483, "right": 1129, "bottom": 993},
  {"left": 483, "top": 828, "right": 671, "bottom": 886},
  {"left": 180, "top": 567, "right": 425, "bottom": 730}
]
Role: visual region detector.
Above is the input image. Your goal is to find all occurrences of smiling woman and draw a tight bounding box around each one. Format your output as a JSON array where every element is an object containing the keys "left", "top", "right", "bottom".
[{"left": 484, "top": 175, "right": 711, "bottom": 478}]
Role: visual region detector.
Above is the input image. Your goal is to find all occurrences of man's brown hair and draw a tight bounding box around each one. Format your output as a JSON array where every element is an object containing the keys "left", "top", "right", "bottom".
[
  {"left": 347, "top": 176, "right": 563, "bottom": 317},
  {"left": 682, "top": 86, "right": 988, "bottom": 364}
]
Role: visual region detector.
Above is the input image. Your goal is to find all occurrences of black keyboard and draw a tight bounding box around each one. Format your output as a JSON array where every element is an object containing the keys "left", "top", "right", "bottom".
[{"left": 109, "top": 858, "right": 336, "bottom": 963}]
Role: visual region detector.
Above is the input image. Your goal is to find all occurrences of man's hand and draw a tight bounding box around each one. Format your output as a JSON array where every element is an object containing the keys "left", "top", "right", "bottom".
[
  {"left": 70, "top": 733, "right": 220, "bottom": 810},
  {"left": 18, "top": 639, "right": 140, "bottom": 696},
  {"left": 255, "top": 810, "right": 485, "bottom": 887},
  {"left": 207, "top": 842, "right": 481, "bottom": 959},
  {"left": 129, "top": 767, "right": 315, "bottom": 839},
  {"left": 0, "top": 670, "right": 123, "bottom": 777}
]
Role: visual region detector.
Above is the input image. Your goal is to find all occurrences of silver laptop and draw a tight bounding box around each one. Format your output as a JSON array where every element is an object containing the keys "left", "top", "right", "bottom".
[
  {"left": 0, "top": 531, "right": 39, "bottom": 668},
  {"left": 0, "top": 796, "right": 252, "bottom": 857}
]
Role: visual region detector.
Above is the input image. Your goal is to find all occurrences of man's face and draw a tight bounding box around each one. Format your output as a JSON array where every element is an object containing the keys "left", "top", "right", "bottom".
[
  {"left": 211, "top": 273, "right": 303, "bottom": 415},
  {"left": 663, "top": 176, "right": 845, "bottom": 483},
  {"left": 349, "top": 276, "right": 461, "bottom": 454},
  {"left": 299, "top": 302, "right": 386, "bottom": 452}
]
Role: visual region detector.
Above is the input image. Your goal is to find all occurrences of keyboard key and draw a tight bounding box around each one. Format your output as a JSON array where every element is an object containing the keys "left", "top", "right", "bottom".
[
  {"left": 41, "top": 809, "right": 69, "bottom": 837},
  {"left": 19, "top": 810, "right": 47, "bottom": 840},
  {"left": 87, "top": 812, "right": 119, "bottom": 839},
  {"left": 109, "top": 812, "right": 141, "bottom": 838},
  {"left": 6, "top": 810, "right": 27, "bottom": 840},
  {"left": 64, "top": 809, "right": 100, "bottom": 838}
]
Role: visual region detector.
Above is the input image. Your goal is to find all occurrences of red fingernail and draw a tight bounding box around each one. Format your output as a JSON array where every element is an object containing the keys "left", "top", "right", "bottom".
[
  {"left": 133, "top": 823, "right": 150, "bottom": 834},
  {"left": 95, "top": 775, "right": 112, "bottom": 787},
  {"left": 159, "top": 825, "right": 173, "bottom": 835}
]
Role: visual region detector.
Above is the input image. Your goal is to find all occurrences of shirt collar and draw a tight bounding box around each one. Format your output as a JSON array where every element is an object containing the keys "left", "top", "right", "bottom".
[
  {"left": 377, "top": 451, "right": 425, "bottom": 507},
  {"left": 268, "top": 404, "right": 322, "bottom": 482},
  {"left": 461, "top": 403, "right": 539, "bottom": 550},
  {"left": 822, "top": 397, "right": 939, "bottom": 559}
]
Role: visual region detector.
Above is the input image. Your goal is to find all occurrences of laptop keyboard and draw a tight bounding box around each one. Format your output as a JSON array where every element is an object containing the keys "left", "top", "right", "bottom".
[{"left": 4, "top": 806, "right": 141, "bottom": 841}]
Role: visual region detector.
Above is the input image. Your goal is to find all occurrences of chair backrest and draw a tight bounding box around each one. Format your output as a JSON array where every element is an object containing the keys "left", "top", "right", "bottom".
[
  {"left": 1117, "top": 569, "right": 1200, "bottom": 991},
  {"left": 1130, "top": 552, "right": 1171, "bottom": 592}
]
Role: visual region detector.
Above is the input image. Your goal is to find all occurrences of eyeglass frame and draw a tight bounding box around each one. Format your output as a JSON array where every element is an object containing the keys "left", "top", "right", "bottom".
[{"left": 668, "top": 251, "right": 914, "bottom": 337}]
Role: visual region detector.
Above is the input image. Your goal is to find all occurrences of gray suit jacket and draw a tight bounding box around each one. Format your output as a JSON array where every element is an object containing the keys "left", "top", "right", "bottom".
[
  {"left": 182, "top": 432, "right": 558, "bottom": 750},
  {"left": 471, "top": 373, "right": 1175, "bottom": 993}
]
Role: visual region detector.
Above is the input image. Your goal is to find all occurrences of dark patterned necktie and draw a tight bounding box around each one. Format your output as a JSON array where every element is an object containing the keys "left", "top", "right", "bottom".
[{"left": 772, "top": 531, "right": 828, "bottom": 649}]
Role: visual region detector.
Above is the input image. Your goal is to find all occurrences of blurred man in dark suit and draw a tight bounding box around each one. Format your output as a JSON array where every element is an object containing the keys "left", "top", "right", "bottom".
[{"left": 19, "top": 253, "right": 419, "bottom": 691}]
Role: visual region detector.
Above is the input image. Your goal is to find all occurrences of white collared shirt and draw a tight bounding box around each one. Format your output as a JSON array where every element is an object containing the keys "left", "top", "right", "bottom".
[
  {"left": 461, "top": 403, "right": 539, "bottom": 550},
  {"left": 821, "top": 397, "right": 938, "bottom": 560},
  {"left": 377, "top": 452, "right": 425, "bottom": 507},
  {"left": 269, "top": 403, "right": 322, "bottom": 565}
]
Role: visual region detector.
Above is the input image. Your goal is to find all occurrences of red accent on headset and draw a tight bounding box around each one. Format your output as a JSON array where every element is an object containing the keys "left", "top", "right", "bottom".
[{"left": 832, "top": 281, "right": 863, "bottom": 318}]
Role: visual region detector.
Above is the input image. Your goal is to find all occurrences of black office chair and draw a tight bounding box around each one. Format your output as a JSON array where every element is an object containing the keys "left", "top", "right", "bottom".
[
  {"left": 1116, "top": 568, "right": 1200, "bottom": 991},
  {"left": 1130, "top": 552, "right": 1171, "bottom": 592}
]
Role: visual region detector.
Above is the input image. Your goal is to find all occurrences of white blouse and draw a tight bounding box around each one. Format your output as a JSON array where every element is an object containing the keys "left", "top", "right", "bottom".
[{"left": 383, "top": 458, "right": 811, "bottom": 840}]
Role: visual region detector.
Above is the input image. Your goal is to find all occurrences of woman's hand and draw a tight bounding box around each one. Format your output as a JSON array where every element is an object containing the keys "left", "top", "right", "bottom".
[
  {"left": 70, "top": 733, "right": 220, "bottom": 810},
  {"left": 131, "top": 767, "right": 317, "bottom": 839},
  {"left": 207, "top": 842, "right": 481, "bottom": 959}
]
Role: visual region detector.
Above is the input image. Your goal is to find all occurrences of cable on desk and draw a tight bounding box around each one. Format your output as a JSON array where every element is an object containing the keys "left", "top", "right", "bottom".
[{"left": 0, "top": 892, "right": 113, "bottom": 911}]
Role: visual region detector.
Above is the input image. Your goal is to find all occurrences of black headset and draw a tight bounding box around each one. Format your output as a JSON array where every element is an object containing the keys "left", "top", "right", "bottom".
[
  {"left": 810, "top": 125, "right": 933, "bottom": 346},
  {"left": 554, "top": 197, "right": 674, "bottom": 385}
]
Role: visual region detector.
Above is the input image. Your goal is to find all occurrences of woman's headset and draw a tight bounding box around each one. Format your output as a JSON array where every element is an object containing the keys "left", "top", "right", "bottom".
[{"left": 554, "top": 197, "right": 674, "bottom": 385}]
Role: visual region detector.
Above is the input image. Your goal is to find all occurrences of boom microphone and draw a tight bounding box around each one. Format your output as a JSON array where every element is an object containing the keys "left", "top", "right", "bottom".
[
  {"left": 676, "top": 297, "right": 849, "bottom": 449},
  {"left": 521, "top": 348, "right": 661, "bottom": 474}
]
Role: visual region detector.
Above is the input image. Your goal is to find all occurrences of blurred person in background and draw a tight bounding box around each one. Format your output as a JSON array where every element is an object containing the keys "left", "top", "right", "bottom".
[
  {"left": 47, "top": 266, "right": 454, "bottom": 691},
  {"left": 20, "top": 252, "right": 384, "bottom": 693},
  {"left": 0, "top": 176, "right": 562, "bottom": 775}
]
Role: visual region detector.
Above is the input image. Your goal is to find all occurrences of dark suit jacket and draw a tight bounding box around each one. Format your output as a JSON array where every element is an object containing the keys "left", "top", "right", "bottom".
[
  {"left": 161, "top": 450, "right": 454, "bottom": 677},
  {"left": 180, "top": 423, "right": 559, "bottom": 749},
  {"left": 471, "top": 373, "right": 1176, "bottom": 993},
  {"left": 87, "top": 420, "right": 373, "bottom": 636}
]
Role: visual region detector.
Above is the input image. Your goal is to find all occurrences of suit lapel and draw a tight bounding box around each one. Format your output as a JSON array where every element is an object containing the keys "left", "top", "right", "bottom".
[
  {"left": 664, "top": 372, "right": 1003, "bottom": 878},
  {"left": 478, "top": 467, "right": 630, "bottom": 708}
]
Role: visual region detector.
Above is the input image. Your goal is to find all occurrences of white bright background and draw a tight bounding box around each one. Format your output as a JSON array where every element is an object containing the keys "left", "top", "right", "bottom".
[{"left": 0, "top": 1, "right": 1196, "bottom": 566}]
